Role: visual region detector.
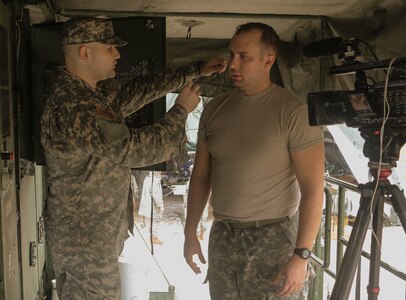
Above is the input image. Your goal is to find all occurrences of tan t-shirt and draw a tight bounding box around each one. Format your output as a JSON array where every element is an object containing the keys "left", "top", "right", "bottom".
[{"left": 198, "top": 84, "right": 323, "bottom": 221}]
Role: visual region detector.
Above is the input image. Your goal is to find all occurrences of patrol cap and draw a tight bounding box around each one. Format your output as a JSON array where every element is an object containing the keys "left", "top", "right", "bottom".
[{"left": 62, "top": 17, "right": 127, "bottom": 46}]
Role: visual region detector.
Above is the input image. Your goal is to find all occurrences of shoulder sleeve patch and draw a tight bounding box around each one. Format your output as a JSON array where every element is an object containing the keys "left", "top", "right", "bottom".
[
  {"left": 97, "top": 118, "right": 130, "bottom": 145},
  {"left": 96, "top": 105, "right": 116, "bottom": 121}
]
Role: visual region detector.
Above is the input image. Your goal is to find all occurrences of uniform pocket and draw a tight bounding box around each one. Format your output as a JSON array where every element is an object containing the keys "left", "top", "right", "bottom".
[{"left": 278, "top": 214, "right": 298, "bottom": 248}]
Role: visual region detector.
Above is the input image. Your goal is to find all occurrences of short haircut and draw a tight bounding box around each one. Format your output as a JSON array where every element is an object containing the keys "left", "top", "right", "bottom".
[{"left": 234, "top": 22, "right": 280, "bottom": 55}]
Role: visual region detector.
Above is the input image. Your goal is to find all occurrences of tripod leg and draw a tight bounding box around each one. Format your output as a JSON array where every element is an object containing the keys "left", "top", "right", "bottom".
[
  {"left": 368, "top": 189, "right": 385, "bottom": 300},
  {"left": 390, "top": 185, "right": 406, "bottom": 233},
  {"left": 330, "top": 183, "right": 379, "bottom": 300}
]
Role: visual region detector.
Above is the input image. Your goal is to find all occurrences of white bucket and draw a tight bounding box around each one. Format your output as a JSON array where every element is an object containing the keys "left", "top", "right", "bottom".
[{"left": 119, "top": 260, "right": 149, "bottom": 300}]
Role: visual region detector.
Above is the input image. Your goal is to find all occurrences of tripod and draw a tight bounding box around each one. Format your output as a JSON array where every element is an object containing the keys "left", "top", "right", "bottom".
[{"left": 330, "top": 161, "right": 406, "bottom": 299}]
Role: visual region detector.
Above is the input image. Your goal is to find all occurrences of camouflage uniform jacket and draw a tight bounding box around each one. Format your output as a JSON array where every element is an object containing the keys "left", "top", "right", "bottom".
[{"left": 41, "top": 64, "right": 199, "bottom": 257}]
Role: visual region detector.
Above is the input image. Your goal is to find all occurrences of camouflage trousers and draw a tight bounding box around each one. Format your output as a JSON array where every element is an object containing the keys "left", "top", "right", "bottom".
[
  {"left": 207, "top": 213, "right": 314, "bottom": 300},
  {"left": 49, "top": 233, "right": 126, "bottom": 300},
  {"left": 140, "top": 200, "right": 164, "bottom": 237},
  {"left": 47, "top": 214, "right": 129, "bottom": 299}
]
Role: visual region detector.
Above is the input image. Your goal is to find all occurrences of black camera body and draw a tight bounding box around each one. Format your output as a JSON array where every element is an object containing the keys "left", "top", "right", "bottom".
[
  {"left": 308, "top": 75, "right": 406, "bottom": 128},
  {"left": 308, "top": 73, "right": 406, "bottom": 163},
  {"left": 303, "top": 36, "right": 406, "bottom": 164}
]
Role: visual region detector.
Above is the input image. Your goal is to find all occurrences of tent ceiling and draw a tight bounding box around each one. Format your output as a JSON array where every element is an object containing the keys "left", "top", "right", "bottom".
[
  {"left": 26, "top": 0, "right": 404, "bottom": 40},
  {"left": 52, "top": 0, "right": 356, "bottom": 16}
]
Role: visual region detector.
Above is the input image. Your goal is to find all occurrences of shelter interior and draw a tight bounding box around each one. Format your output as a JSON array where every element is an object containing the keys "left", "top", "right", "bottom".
[{"left": 0, "top": 0, "right": 405, "bottom": 299}]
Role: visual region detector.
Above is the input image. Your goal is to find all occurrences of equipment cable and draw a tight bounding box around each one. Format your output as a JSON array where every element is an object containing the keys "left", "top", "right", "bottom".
[{"left": 369, "top": 57, "right": 399, "bottom": 252}]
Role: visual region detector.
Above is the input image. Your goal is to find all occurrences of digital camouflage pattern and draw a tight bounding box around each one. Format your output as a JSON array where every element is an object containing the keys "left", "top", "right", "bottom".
[
  {"left": 41, "top": 64, "right": 200, "bottom": 299},
  {"left": 208, "top": 214, "right": 315, "bottom": 300},
  {"left": 138, "top": 172, "right": 164, "bottom": 237},
  {"left": 62, "top": 17, "right": 127, "bottom": 46}
]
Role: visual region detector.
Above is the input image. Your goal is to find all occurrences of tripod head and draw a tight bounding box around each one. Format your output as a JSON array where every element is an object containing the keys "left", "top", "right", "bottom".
[
  {"left": 359, "top": 126, "right": 406, "bottom": 181},
  {"left": 367, "top": 162, "right": 393, "bottom": 181}
]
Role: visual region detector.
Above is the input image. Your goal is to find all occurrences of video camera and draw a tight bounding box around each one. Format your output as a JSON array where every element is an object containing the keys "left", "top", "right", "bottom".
[
  {"left": 303, "top": 37, "right": 406, "bottom": 128},
  {"left": 303, "top": 37, "right": 406, "bottom": 163}
]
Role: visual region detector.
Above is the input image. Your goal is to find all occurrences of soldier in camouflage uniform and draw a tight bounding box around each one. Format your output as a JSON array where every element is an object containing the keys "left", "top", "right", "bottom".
[
  {"left": 138, "top": 171, "right": 165, "bottom": 244},
  {"left": 183, "top": 23, "right": 325, "bottom": 299},
  {"left": 40, "top": 16, "right": 226, "bottom": 299}
]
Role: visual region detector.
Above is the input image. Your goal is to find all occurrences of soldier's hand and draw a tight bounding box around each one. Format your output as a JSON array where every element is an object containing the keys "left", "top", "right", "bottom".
[
  {"left": 200, "top": 57, "right": 228, "bottom": 76},
  {"left": 175, "top": 81, "right": 201, "bottom": 113},
  {"left": 272, "top": 255, "right": 307, "bottom": 297},
  {"left": 184, "top": 235, "right": 206, "bottom": 274}
]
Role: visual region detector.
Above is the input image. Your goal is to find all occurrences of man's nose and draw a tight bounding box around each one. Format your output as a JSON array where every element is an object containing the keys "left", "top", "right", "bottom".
[
  {"left": 229, "top": 57, "right": 238, "bottom": 70},
  {"left": 113, "top": 47, "right": 121, "bottom": 59}
]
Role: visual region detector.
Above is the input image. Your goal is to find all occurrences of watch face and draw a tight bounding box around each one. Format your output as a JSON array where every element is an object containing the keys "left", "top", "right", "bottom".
[
  {"left": 301, "top": 248, "right": 311, "bottom": 259},
  {"left": 295, "top": 248, "right": 311, "bottom": 259}
]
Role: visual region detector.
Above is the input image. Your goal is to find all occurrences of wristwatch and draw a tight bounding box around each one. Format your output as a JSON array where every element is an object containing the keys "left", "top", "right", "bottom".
[{"left": 293, "top": 247, "right": 312, "bottom": 259}]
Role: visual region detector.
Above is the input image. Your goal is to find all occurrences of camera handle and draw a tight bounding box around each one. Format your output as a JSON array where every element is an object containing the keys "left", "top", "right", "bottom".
[
  {"left": 330, "top": 164, "right": 406, "bottom": 300},
  {"left": 354, "top": 70, "right": 368, "bottom": 91}
]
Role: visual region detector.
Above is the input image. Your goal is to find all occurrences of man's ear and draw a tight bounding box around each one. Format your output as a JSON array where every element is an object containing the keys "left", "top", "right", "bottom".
[
  {"left": 78, "top": 45, "right": 90, "bottom": 60},
  {"left": 264, "top": 53, "right": 276, "bottom": 69}
]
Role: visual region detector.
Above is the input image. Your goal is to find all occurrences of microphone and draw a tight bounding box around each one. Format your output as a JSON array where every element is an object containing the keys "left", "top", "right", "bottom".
[{"left": 302, "top": 37, "right": 344, "bottom": 57}]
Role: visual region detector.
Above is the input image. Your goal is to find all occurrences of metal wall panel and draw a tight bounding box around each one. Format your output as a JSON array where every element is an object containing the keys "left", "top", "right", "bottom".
[{"left": 0, "top": 2, "right": 22, "bottom": 299}]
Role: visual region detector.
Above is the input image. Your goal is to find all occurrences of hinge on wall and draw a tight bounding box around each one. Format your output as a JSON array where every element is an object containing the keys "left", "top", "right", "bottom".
[
  {"left": 38, "top": 216, "right": 46, "bottom": 244},
  {"left": 29, "top": 241, "right": 37, "bottom": 267}
]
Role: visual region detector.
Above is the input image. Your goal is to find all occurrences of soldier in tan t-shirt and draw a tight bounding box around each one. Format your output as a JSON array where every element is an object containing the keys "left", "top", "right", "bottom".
[{"left": 184, "top": 23, "right": 325, "bottom": 300}]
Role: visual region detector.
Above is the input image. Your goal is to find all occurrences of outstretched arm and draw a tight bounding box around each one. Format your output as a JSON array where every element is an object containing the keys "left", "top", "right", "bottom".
[
  {"left": 184, "top": 139, "right": 212, "bottom": 274},
  {"left": 115, "top": 57, "right": 227, "bottom": 116}
]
